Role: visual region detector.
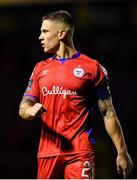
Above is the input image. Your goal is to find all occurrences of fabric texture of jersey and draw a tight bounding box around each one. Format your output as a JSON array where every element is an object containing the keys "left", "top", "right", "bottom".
[
  {"left": 24, "top": 53, "right": 107, "bottom": 158},
  {"left": 37, "top": 152, "right": 95, "bottom": 179}
]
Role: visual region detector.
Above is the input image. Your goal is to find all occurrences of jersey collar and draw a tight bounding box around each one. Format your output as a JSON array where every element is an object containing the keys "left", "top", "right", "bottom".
[{"left": 52, "top": 52, "right": 81, "bottom": 63}]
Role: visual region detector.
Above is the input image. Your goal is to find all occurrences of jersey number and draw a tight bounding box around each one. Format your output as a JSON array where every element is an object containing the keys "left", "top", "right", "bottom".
[{"left": 81, "top": 160, "right": 93, "bottom": 178}]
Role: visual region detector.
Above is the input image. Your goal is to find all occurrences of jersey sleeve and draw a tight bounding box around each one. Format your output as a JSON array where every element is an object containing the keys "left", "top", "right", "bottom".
[
  {"left": 92, "top": 61, "right": 111, "bottom": 100},
  {"left": 96, "top": 77, "right": 111, "bottom": 100},
  {"left": 23, "top": 64, "right": 39, "bottom": 102},
  {"left": 92, "top": 61, "right": 108, "bottom": 87}
]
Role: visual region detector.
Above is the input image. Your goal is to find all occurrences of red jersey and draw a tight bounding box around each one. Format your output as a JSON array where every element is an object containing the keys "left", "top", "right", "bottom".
[{"left": 24, "top": 52, "right": 106, "bottom": 158}]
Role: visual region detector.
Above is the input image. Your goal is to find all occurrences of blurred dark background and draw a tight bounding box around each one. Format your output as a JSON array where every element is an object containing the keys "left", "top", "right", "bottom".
[{"left": 0, "top": 0, "right": 136, "bottom": 178}]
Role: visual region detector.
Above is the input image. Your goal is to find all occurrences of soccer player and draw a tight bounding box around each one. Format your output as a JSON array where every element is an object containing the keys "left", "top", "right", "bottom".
[{"left": 19, "top": 10, "right": 133, "bottom": 179}]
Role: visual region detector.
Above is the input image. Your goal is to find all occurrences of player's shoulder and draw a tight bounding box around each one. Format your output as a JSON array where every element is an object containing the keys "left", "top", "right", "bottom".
[
  {"left": 33, "top": 57, "right": 52, "bottom": 71},
  {"left": 36, "top": 57, "right": 52, "bottom": 66},
  {"left": 80, "top": 53, "right": 100, "bottom": 66},
  {"left": 80, "top": 53, "right": 108, "bottom": 74}
]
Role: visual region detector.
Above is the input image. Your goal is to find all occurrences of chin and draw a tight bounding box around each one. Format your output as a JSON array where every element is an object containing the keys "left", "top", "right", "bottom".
[
  {"left": 44, "top": 47, "right": 55, "bottom": 54},
  {"left": 43, "top": 48, "right": 50, "bottom": 53}
]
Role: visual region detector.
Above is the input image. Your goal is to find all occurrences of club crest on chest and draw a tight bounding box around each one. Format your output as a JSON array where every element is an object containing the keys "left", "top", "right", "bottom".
[{"left": 73, "top": 66, "right": 84, "bottom": 78}]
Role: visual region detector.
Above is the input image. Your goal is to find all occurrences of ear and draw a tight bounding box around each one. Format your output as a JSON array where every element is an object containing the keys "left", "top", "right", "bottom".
[{"left": 58, "top": 29, "right": 67, "bottom": 40}]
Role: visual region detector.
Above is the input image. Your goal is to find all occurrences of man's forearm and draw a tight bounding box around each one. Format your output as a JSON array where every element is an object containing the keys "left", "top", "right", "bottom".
[
  {"left": 99, "top": 98, "right": 128, "bottom": 154},
  {"left": 98, "top": 94, "right": 133, "bottom": 178},
  {"left": 19, "top": 97, "right": 35, "bottom": 120},
  {"left": 104, "top": 110, "right": 127, "bottom": 154}
]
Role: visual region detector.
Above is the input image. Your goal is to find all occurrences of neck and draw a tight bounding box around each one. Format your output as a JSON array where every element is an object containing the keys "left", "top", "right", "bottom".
[{"left": 55, "top": 40, "right": 77, "bottom": 59}]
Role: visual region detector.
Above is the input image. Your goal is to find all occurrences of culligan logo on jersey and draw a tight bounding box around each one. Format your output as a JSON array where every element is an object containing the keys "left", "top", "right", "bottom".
[{"left": 42, "top": 86, "right": 78, "bottom": 99}]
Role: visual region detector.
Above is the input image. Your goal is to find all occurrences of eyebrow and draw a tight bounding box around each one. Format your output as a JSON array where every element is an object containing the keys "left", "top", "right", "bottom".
[{"left": 41, "top": 28, "right": 48, "bottom": 32}]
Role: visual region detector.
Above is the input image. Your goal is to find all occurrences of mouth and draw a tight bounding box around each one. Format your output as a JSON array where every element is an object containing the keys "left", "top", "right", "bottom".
[{"left": 41, "top": 42, "right": 45, "bottom": 48}]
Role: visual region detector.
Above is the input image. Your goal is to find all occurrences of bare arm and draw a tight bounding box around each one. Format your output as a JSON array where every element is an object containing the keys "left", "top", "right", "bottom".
[
  {"left": 19, "top": 96, "right": 46, "bottom": 121},
  {"left": 98, "top": 97, "right": 133, "bottom": 178}
]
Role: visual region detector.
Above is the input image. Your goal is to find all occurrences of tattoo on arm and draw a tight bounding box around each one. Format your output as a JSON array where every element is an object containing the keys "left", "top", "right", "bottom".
[
  {"left": 104, "top": 107, "right": 115, "bottom": 120},
  {"left": 98, "top": 98, "right": 115, "bottom": 120}
]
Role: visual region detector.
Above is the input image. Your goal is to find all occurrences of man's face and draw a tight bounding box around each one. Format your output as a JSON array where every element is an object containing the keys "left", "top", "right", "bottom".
[{"left": 39, "top": 20, "right": 61, "bottom": 53}]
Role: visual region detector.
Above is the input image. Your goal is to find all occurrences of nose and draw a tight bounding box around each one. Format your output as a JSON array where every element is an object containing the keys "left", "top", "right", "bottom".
[
  {"left": 39, "top": 33, "right": 43, "bottom": 40},
  {"left": 38, "top": 35, "right": 41, "bottom": 40}
]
